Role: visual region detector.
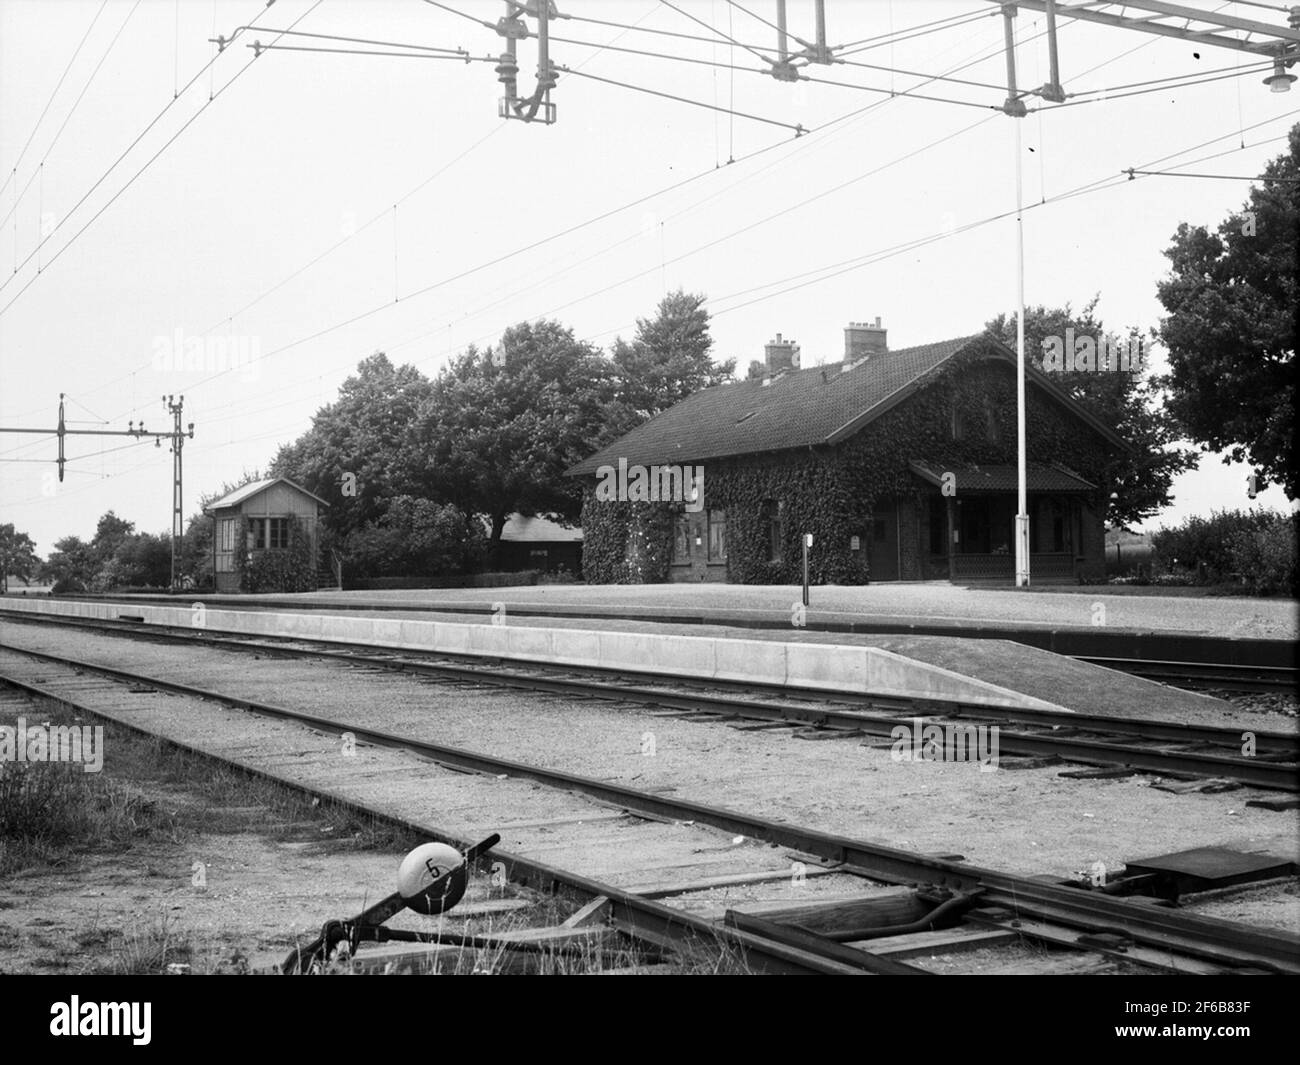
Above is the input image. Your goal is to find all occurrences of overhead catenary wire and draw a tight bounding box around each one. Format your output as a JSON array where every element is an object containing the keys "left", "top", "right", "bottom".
[
  {"left": 658, "top": 0, "right": 777, "bottom": 64},
  {"left": 725, "top": 0, "right": 811, "bottom": 49},
  {"left": 105, "top": 6, "right": 1253, "bottom": 421},
  {"left": 0, "top": 1, "right": 326, "bottom": 316},
  {"left": 84, "top": 3, "right": 661, "bottom": 426},
  {"left": 183, "top": 13, "right": 1027, "bottom": 425},
  {"left": 0, "top": 0, "right": 294, "bottom": 301},
  {"left": 559, "top": 66, "right": 806, "bottom": 133},
  {"left": 0, "top": 0, "right": 110, "bottom": 201},
  {"left": 0, "top": 0, "right": 143, "bottom": 233}
]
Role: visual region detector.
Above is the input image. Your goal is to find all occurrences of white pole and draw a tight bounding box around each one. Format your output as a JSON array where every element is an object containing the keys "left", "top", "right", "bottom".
[{"left": 1014, "top": 116, "right": 1029, "bottom": 588}]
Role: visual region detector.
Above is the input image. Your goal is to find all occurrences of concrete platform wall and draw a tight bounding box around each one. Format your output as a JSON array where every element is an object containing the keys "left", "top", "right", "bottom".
[{"left": 1, "top": 597, "right": 1069, "bottom": 712}]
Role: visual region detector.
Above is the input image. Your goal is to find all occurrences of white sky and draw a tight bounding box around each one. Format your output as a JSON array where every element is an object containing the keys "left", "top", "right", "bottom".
[{"left": 1, "top": 0, "right": 1296, "bottom": 554}]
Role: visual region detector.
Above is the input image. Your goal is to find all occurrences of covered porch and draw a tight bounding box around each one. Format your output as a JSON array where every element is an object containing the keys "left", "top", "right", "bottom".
[{"left": 910, "top": 461, "right": 1100, "bottom": 583}]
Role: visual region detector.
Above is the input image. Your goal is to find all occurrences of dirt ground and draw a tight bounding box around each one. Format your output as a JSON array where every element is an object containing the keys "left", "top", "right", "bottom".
[{"left": 0, "top": 702, "right": 586, "bottom": 976}]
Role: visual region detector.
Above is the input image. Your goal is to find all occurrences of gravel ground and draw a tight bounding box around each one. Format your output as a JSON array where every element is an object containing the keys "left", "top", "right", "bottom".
[
  {"left": 4, "top": 621, "right": 1296, "bottom": 931},
  {"left": 232, "top": 583, "right": 1299, "bottom": 639}
]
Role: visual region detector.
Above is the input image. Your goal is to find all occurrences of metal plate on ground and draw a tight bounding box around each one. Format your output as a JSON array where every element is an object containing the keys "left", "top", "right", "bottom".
[{"left": 1123, "top": 847, "right": 1295, "bottom": 893}]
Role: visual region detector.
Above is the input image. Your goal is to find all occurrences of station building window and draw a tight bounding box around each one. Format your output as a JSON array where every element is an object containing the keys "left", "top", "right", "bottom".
[
  {"left": 763, "top": 500, "right": 782, "bottom": 563},
  {"left": 707, "top": 509, "right": 727, "bottom": 562},
  {"left": 672, "top": 514, "right": 691, "bottom": 563}
]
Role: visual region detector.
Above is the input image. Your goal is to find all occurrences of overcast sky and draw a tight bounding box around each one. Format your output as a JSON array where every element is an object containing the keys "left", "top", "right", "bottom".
[{"left": 1, "top": 0, "right": 1296, "bottom": 554}]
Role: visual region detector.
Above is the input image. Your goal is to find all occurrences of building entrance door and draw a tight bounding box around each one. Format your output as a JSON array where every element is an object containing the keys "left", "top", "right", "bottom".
[{"left": 868, "top": 504, "right": 899, "bottom": 581}]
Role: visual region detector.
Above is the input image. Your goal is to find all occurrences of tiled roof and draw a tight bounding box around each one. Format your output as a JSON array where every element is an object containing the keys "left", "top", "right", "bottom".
[
  {"left": 567, "top": 334, "right": 984, "bottom": 475},
  {"left": 910, "top": 460, "right": 1098, "bottom": 493}
]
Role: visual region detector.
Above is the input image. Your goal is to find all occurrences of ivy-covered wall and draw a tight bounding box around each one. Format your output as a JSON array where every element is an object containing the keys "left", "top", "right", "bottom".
[
  {"left": 579, "top": 496, "right": 674, "bottom": 584},
  {"left": 578, "top": 350, "right": 1117, "bottom": 584},
  {"left": 234, "top": 513, "right": 317, "bottom": 593}
]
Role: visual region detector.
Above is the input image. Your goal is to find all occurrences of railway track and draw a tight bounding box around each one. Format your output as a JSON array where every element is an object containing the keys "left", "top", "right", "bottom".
[
  {"left": 1077, "top": 656, "right": 1299, "bottom": 695},
  {"left": 0, "top": 639, "right": 1297, "bottom": 976},
  {"left": 1, "top": 607, "right": 1295, "bottom": 791}
]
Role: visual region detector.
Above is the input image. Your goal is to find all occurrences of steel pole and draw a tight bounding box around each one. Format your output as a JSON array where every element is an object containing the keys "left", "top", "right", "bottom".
[{"left": 1014, "top": 117, "right": 1029, "bottom": 588}]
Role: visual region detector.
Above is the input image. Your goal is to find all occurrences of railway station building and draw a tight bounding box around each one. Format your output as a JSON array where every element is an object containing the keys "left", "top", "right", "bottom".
[{"left": 568, "top": 324, "right": 1130, "bottom": 585}]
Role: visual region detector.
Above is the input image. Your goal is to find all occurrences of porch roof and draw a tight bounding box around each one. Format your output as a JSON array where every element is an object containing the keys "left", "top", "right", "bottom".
[{"left": 910, "top": 460, "right": 1098, "bottom": 494}]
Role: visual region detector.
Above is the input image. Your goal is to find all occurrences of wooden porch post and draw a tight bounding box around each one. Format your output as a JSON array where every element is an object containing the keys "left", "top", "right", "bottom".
[{"left": 946, "top": 497, "right": 956, "bottom": 581}]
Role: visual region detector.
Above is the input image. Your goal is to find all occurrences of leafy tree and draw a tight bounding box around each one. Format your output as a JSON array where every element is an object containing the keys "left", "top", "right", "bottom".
[
  {"left": 270, "top": 353, "right": 433, "bottom": 539},
  {"left": 986, "top": 300, "right": 1196, "bottom": 528},
  {"left": 90, "top": 512, "right": 135, "bottom": 565},
  {"left": 1155, "top": 124, "right": 1298, "bottom": 498},
  {"left": 96, "top": 532, "right": 172, "bottom": 590},
  {"left": 607, "top": 290, "right": 735, "bottom": 436},
  {"left": 0, "top": 524, "right": 40, "bottom": 591},
  {"left": 413, "top": 320, "right": 614, "bottom": 554},
  {"left": 40, "top": 536, "right": 96, "bottom": 592}
]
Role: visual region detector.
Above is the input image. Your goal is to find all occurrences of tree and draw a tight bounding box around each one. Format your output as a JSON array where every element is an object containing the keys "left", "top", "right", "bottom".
[
  {"left": 97, "top": 532, "right": 172, "bottom": 590},
  {"left": 1155, "top": 124, "right": 1298, "bottom": 498},
  {"left": 608, "top": 290, "right": 735, "bottom": 436},
  {"left": 270, "top": 353, "right": 433, "bottom": 540},
  {"left": 40, "top": 536, "right": 96, "bottom": 592},
  {"left": 986, "top": 300, "right": 1196, "bottom": 528},
  {"left": 413, "top": 320, "right": 614, "bottom": 556},
  {"left": 91, "top": 512, "right": 135, "bottom": 565},
  {"left": 0, "top": 524, "right": 40, "bottom": 592}
]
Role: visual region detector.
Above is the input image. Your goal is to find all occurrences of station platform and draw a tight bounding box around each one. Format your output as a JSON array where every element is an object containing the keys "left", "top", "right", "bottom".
[
  {"left": 274, "top": 582, "right": 1299, "bottom": 640},
  {"left": 2, "top": 592, "right": 1274, "bottom": 731}
]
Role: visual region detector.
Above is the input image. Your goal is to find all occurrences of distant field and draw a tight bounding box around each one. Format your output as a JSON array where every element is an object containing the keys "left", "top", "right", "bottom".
[{"left": 3, "top": 581, "right": 52, "bottom": 595}]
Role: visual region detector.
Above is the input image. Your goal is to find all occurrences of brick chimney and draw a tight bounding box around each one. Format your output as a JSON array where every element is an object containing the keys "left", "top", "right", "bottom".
[
  {"left": 764, "top": 333, "right": 801, "bottom": 375},
  {"left": 844, "top": 318, "right": 887, "bottom": 363}
]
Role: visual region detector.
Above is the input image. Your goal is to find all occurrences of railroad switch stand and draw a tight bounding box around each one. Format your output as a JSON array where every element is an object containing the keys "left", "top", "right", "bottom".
[{"left": 282, "top": 834, "right": 500, "bottom": 974}]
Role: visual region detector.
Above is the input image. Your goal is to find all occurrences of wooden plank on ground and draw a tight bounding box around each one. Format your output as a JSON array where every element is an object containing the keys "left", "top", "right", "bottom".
[
  {"left": 625, "top": 865, "right": 840, "bottom": 899},
  {"left": 855, "top": 926, "right": 1020, "bottom": 959},
  {"left": 562, "top": 896, "right": 611, "bottom": 927},
  {"left": 727, "top": 888, "right": 929, "bottom": 935}
]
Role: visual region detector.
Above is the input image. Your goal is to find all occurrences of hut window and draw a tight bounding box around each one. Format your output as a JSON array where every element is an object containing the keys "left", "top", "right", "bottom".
[
  {"left": 248, "top": 518, "right": 289, "bottom": 550},
  {"left": 219, "top": 518, "right": 236, "bottom": 552}
]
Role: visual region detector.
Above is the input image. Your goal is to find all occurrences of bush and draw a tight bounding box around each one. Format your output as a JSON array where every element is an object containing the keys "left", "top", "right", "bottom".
[
  {"left": 1151, "top": 509, "right": 1275, "bottom": 581},
  {"left": 1227, "top": 512, "right": 1297, "bottom": 596},
  {"left": 1151, "top": 508, "right": 1296, "bottom": 595},
  {"left": 341, "top": 498, "right": 485, "bottom": 580},
  {"left": 240, "top": 515, "right": 317, "bottom": 593}
]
